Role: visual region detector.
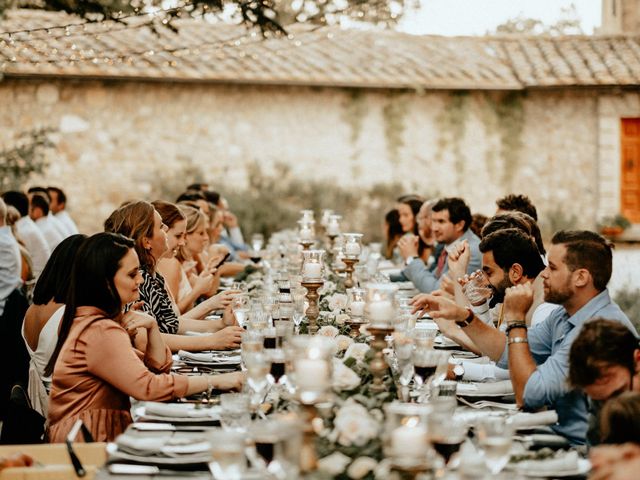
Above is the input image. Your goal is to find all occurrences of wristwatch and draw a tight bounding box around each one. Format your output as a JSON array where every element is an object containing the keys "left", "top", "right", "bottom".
[
  {"left": 453, "top": 364, "right": 465, "bottom": 381},
  {"left": 455, "top": 308, "right": 475, "bottom": 328},
  {"left": 405, "top": 256, "right": 417, "bottom": 266}
]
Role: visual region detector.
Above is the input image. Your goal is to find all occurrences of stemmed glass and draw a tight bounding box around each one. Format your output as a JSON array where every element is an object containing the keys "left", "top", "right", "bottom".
[
  {"left": 292, "top": 292, "right": 306, "bottom": 332},
  {"left": 428, "top": 414, "right": 468, "bottom": 469},
  {"left": 392, "top": 333, "right": 414, "bottom": 402},
  {"left": 231, "top": 294, "right": 250, "bottom": 328},
  {"left": 476, "top": 417, "right": 513, "bottom": 474},
  {"left": 207, "top": 429, "right": 247, "bottom": 480},
  {"left": 244, "top": 351, "right": 271, "bottom": 414},
  {"left": 412, "top": 349, "right": 449, "bottom": 402}
]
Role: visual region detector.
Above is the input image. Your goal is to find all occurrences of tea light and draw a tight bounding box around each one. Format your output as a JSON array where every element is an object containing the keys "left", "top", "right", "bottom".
[
  {"left": 300, "top": 226, "right": 313, "bottom": 241},
  {"left": 344, "top": 242, "right": 361, "bottom": 256},
  {"left": 302, "top": 262, "right": 322, "bottom": 279},
  {"left": 350, "top": 300, "right": 365, "bottom": 317},
  {"left": 369, "top": 300, "right": 394, "bottom": 324},
  {"left": 391, "top": 422, "right": 428, "bottom": 458}
]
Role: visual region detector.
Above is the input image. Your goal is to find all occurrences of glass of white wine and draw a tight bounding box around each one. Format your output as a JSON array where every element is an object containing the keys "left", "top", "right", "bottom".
[
  {"left": 208, "top": 429, "right": 247, "bottom": 480},
  {"left": 476, "top": 417, "right": 513, "bottom": 474}
]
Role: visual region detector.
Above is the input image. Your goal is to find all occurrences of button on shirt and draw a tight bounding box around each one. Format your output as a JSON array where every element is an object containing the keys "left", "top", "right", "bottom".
[
  {"left": 0, "top": 226, "right": 22, "bottom": 316},
  {"left": 497, "top": 290, "right": 637, "bottom": 445}
]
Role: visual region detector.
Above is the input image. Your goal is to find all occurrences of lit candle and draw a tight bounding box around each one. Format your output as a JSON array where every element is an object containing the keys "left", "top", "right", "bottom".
[
  {"left": 350, "top": 300, "right": 365, "bottom": 317},
  {"left": 391, "top": 424, "right": 428, "bottom": 458},
  {"left": 327, "top": 223, "right": 340, "bottom": 236},
  {"left": 344, "top": 242, "right": 361, "bottom": 256},
  {"left": 295, "top": 359, "right": 329, "bottom": 390},
  {"left": 303, "top": 262, "right": 322, "bottom": 279},
  {"left": 300, "top": 226, "right": 313, "bottom": 241},
  {"left": 368, "top": 300, "right": 394, "bottom": 325}
]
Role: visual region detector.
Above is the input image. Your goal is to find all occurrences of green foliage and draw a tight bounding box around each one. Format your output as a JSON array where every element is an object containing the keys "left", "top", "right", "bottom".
[
  {"left": 342, "top": 90, "right": 367, "bottom": 151},
  {"left": 382, "top": 94, "right": 408, "bottom": 164},
  {"left": 598, "top": 214, "right": 632, "bottom": 231},
  {"left": 490, "top": 4, "right": 583, "bottom": 36},
  {"left": 435, "top": 91, "right": 469, "bottom": 181},
  {"left": 0, "top": 127, "right": 55, "bottom": 191},
  {"left": 613, "top": 287, "right": 640, "bottom": 333},
  {"left": 492, "top": 92, "right": 525, "bottom": 187},
  {"left": 541, "top": 206, "right": 578, "bottom": 239}
]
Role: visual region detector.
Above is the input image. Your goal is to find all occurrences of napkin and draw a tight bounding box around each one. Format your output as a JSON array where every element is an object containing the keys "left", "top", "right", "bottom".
[
  {"left": 116, "top": 434, "right": 170, "bottom": 455},
  {"left": 178, "top": 350, "right": 241, "bottom": 364},
  {"left": 144, "top": 402, "right": 219, "bottom": 418},
  {"left": 457, "top": 379, "right": 513, "bottom": 395},
  {"left": 508, "top": 410, "right": 558, "bottom": 429},
  {"left": 517, "top": 450, "right": 580, "bottom": 473}
]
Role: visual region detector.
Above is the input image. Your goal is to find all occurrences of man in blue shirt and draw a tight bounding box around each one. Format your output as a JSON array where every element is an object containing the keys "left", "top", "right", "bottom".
[
  {"left": 396, "top": 197, "right": 481, "bottom": 293},
  {"left": 412, "top": 230, "right": 636, "bottom": 445}
]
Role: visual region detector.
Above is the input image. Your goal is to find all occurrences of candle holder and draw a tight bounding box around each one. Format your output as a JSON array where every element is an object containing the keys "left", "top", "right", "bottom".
[
  {"left": 300, "top": 250, "right": 325, "bottom": 334},
  {"left": 342, "top": 233, "right": 362, "bottom": 288},
  {"left": 365, "top": 283, "right": 398, "bottom": 392},
  {"left": 368, "top": 326, "right": 394, "bottom": 392},
  {"left": 342, "top": 257, "right": 358, "bottom": 289},
  {"left": 384, "top": 403, "right": 434, "bottom": 475},
  {"left": 298, "top": 219, "right": 316, "bottom": 250},
  {"left": 299, "top": 403, "right": 320, "bottom": 473},
  {"left": 301, "top": 280, "right": 323, "bottom": 334},
  {"left": 325, "top": 214, "right": 341, "bottom": 250},
  {"left": 346, "top": 288, "right": 367, "bottom": 338}
]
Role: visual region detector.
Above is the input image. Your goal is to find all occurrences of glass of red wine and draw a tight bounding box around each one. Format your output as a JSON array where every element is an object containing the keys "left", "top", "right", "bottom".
[
  {"left": 412, "top": 349, "right": 450, "bottom": 401},
  {"left": 428, "top": 414, "right": 468, "bottom": 469}
]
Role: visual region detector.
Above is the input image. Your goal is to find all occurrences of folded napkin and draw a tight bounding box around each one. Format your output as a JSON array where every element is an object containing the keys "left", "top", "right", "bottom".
[
  {"left": 508, "top": 410, "right": 558, "bottom": 429},
  {"left": 116, "top": 433, "right": 210, "bottom": 457},
  {"left": 144, "top": 402, "right": 219, "bottom": 418},
  {"left": 178, "top": 350, "right": 241, "bottom": 364},
  {"left": 457, "top": 380, "right": 514, "bottom": 396},
  {"left": 517, "top": 450, "right": 580, "bottom": 473}
]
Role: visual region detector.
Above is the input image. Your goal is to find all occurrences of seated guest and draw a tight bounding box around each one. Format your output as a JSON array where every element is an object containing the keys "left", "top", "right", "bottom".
[
  {"left": 383, "top": 209, "right": 403, "bottom": 260},
  {"left": 568, "top": 319, "right": 639, "bottom": 445},
  {"left": 104, "top": 201, "right": 243, "bottom": 352},
  {"left": 495, "top": 193, "right": 538, "bottom": 221},
  {"left": 23, "top": 235, "right": 86, "bottom": 416},
  {"left": 47, "top": 233, "right": 243, "bottom": 442},
  {"left": 481, "top": 211, "right": 546, "bottom": 256},
  {"left": 47, "top": 187, "right": 79, "bottom": 235},
  {"left": 29, "top": 193, "right": 63, "bottom": 251},
  {"left": 412, "top": 230, "right": 636, "bottom": 445},
  {"left": 600, "top": 392, "right": 640, "bottom": 445},
  {"left": 204, "top": 205, "right": 245, "bottom": 278},
  {"left": 470, "top": 213, "right": 488, "bottom": 238},
  {"left": 215, "top": 194, "right": 249, "bottom": 259},
  {"left": 590, "top": 443, "right": 640, "bottom": 480},
  {"left": 27, "top": 187, "right": 68, "bottom": 240},
  {"left": 5, "top": 206, "right": 34, "bottom": 284},
  {"left": 397, "top": 197, "right": 423, "bottom": 237},
  {"left": 397, "top": 197, "right": 481, "bottom": 293},
  {"left": 0, "top": 198, "right": 22, "bottom": 317},
  {"left": 1, "top": 191, "right": 50, "bottom": 277}
]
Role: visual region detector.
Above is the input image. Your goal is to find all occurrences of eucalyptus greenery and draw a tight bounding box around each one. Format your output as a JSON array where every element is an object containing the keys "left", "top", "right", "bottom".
[{"left": 0, "top": 127, "right": 55, "bottom": 191}]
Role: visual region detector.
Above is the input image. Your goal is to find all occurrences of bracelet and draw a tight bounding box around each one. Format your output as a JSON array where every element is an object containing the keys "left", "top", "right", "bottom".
[
  {"left": 508, "top": 336, "right": 529, "bottom": 345},
  {"left": 455, "top": 308, "right": 475, "bottom": 328},
  {"left": 505, "top": 323, "right": 528, "bottom": 336}
]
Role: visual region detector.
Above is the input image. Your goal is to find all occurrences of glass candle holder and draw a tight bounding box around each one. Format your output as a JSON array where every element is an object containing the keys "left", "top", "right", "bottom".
[
  {"left": 299, "top": 210, "right": 315, "bottom": 223},
  {"left": 347, "top": 288, "right": 366, "bottom": 319},
  {"left": 326, "top": 214, "right": 341, "bottom": 237},
  {"left": 290, "top": 335, "right": 334, "bottom": 404},
  {"left": 320, "top": 209, "right": 334, "bottom": 228},
  {"left": 342, "top": 233, "right": 363, "bottom": 259},
  {"left": 300, "top": 249, "right": 325, "bottom": 282},
  {"left": 383, "top": 402, "right": 434, "bottom": 468},
  {"left": 365, "top": 283, "right": 399, "bottom": 328},
  {"left": 298, "top": 220, "right": 315, "bottom": 243}
]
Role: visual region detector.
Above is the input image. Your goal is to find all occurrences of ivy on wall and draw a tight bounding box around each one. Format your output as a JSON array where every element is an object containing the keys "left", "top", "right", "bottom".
[
  {"left": 382, "top": 93, "right": 408, "bottom": 165},
  {"left": 0, "top": 127, "right": 55, "bottom": 191},
  {"left": 492, "top": 91, "right": 526, "bottom": 187},
  {"left": 435, "top": 91, "right": 469, "bottom": 183}
]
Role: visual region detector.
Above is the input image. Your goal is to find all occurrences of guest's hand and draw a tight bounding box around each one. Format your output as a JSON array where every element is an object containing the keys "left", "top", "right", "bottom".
[
  {"left": 398, "top": 234, "right": 419, "bottom": 260},
  {"left": 410, "top": 293, "right": 467, "bottom": 321},
  {"left": 122, "top": 311, "right": 158, "bottom": 337},
  {"left": 204, "top": 290, "right": 239, "bottom": 311},
  {"left": 193, "top": 269, "right": 216, "bottom": 296},
  {"left": 503, "top": 283, "right": 534, "bottom": 322},
  {"left": 440, "top": 275, "right": 456, "bottom": 297},
  {"left": 210, "top": 372, "right": 245, "bottom": 391},
  {"left": 0, "top": 453, "right": 34, "bottom": 470},
  {"left": 222, "top": 305, "right": 237, "bottom": 326},
  {"left": 223, "top": 211, "right": 239, "bottom": 228},
  {"left": 447, "top": 240, "right": 470, "bottom": 279},
  {"left": 211, "top": 326, "right": 244, "bottom": 350}
]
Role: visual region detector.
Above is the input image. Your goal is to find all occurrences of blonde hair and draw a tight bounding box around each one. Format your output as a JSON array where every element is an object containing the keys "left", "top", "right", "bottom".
[{"left": 176, "top": 205, "right": 207, "bottom": 262}]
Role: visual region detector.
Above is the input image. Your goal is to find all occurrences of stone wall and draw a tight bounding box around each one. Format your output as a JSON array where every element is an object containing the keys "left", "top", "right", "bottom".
[{"left": 0, "top": 78, "right": 636, "bottom": 234}]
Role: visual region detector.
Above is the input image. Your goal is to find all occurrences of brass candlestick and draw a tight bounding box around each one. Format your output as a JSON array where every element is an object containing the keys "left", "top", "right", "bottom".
[
  {"left": 299, "top": 403, "right": 320, "bottom": 473},
  {"left": 390, "top": 462, "right": 431, "bottom": 479},
  {"left": 342, "top": 257, "right": 359, "bottom": 289},
  {"left": 346, "top": 319, "right": 367, "bottom": 338},
  {"left": 300, "top": 240, "right": 314, "bottom": 251},
  {"left": 301, "top": 280, "right": 323, "bottom": 334},
  {"left": 367, "top": 326, "right": 394, "bottom": 393},
  {"left": 327, "top": 234, "right": 338, "bottom": 252}
]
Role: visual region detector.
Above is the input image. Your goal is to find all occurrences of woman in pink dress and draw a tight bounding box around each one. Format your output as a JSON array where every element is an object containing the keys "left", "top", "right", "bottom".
[{"left": 46, "top": 232, "right": 243, "bottom": 442}]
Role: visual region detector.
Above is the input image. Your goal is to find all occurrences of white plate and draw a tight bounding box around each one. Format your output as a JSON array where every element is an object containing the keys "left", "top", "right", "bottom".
[{"left": 518, "top": 458, "right": 591, "bottom": 478}]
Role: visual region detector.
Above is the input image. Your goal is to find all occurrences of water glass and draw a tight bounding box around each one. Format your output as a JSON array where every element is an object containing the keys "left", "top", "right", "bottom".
[
  {"left": 274, "top": 319, "right": 294, "bottom": 347},
  {"left": 476, "top": 417, "right": 513, "bottom": 474},
  {"left": 219, "top": 393, "right": 251, "bottom": 433},
  {"left": 412, "top": 327, "right": 438, "bottom": 349},
  {"left": 462, "top": 270, "right": 493, "bottom": 306},
  {"left": 232, "top": 294, "right": 250, "bottom": 328},
  {"left": 208, "top": 429, "right": 247, "bottom": 480},
  {"left": 244, "top": 351, "right": 271, "bottom": 411},
  {"left": 251, "top": 233, "right": 265, "bottom": 253}
]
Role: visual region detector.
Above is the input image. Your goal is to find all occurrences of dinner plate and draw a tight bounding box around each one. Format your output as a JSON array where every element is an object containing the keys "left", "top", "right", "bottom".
[
  {"left": 517, "top": 458, "right": 591, "bottom": 478},
  {"left": 107, "top": 443, "right": 211, "bottom": 466}
]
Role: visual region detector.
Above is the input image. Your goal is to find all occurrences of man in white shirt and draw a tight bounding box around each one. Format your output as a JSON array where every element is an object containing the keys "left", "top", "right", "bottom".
[
  {"left": 0, "top": 198, "right": 22, "bottom": 317},
  {"left": 29, "top": 193, "right": 63, "bottom": 250},
  {"left": 1, "top": 191, "right": 50, "bottom": 277},
  {"left": 47, "top": 186, "right": 79, "bottom": 235}
]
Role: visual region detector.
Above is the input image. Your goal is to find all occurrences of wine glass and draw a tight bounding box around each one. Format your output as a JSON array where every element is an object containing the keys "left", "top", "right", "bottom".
[
  {"left": 476, "top": 417, "right": 513, "bottom": 474},
  {"left": 244, "top": 351, "right": 271, "bottom": 413},
  {"left": 393, "top": 334, "right": 414, "bottom": 402},
  {"left": 207, "top": 429, "right": 247, "bottom": 480},
  {"left": 428, "top": 414, "right": 468, "bottom": 469},
  {"left": 232, "top": 294, "right": 250, "bottom": 328},
  {"left": 251, "top": 233, "right": 265, "bottom": 253},
  {"left": 219, "top": 393, "right": 251, "bottom": 433},
  {"left": 412, "top": 349, "right": 449, "bottom": 402}
]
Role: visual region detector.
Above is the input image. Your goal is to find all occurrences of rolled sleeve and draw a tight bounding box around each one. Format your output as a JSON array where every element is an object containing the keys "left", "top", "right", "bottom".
[{"left": 522, "top": 343, "right": 571, "bottom": 410}]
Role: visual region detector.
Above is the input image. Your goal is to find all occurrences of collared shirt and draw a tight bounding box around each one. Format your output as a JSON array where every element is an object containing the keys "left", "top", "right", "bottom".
[
  {"left": 35, "top": 215, "right": 64, "bottom": 251},
  {"left": 55, "top": 210, "right": 79, "bottom": 235},
  {"left": 15, "top": 216, "right": 51, "bottom": 277},
  {"left": 0, "top": 226, "right": 22, "bottom": 316},
  {"left": 497, "top": 289, "right": 637, "bottom": 445},
  {"left": 398, "top": 228, "right": 482, "bottom": 293},
  {"left": 48, "top": 212, "right": 69, "bottom": 239}
]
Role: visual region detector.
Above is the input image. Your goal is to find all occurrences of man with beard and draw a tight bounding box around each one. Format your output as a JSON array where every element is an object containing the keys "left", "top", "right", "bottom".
[{"left": 412, "top": 230, "right": 635, "bottom": 445}]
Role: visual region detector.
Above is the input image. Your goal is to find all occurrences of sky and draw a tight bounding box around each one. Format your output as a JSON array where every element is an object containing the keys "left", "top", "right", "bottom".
[{"left": 398, "top": 0, "right": 602, "bottom": 36}]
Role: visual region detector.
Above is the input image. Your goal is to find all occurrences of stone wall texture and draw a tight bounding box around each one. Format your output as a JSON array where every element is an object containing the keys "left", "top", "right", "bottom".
[{"left": 1, "top": 78, "right": 638, "bottom": 234}]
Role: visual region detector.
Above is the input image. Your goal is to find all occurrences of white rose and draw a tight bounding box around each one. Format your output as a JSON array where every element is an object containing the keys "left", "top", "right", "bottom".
[
  {"left": 328, "top": 293, "right": 348, "bottom": 312},
  {"left": 347, "top": 457, "right": 378, "bottom": 479},
  {"left": 332, "top": 359, "right": 361, "bottom": 391},
  {"left": 374, "top": 458, "right": 393, "bottom": 479},
  {"left": 318, "top": 325, "right": 339, "bottom": 338},
  {"left": 335, "top": 334, "right": 354, "bottom": 351},
  {"left": 319, "top": 281, "right": 337, "bottom": 295},
  {"left": 333, "top": 399, "right": 380, "bottom": 447},
  {"left": 317, "top": 451, "right": 351, "bottom": 476},
  {"left": 335, "top": 313, "right": 350, "bottom": 325},
  {"left": 344, "top": 343, "right": 370, "bottom": 363}
]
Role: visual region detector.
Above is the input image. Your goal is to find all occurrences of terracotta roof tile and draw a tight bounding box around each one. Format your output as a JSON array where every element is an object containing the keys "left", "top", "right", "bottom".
[{"left": 1, "top": 9, "right": 640, "bottom": 89}]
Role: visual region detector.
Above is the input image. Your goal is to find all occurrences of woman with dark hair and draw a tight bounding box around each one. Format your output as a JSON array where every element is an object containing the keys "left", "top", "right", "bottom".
[
  {"left": 600, "top": 392, "right": 640, "bottom": 445},
  {"left": 22, "top": 234, "right": 87, "bottom": 414},
  {"left": 46, "top": 232, "right": 243, "bottom": 443},
  {"left": 104, "top": 201, "right": 243, "bottom": 352},
  {"left": 383, "top": 209, "right": 403, "bottom": 260},
  {"left": 397, "top": 198, "right": 423, "bottom": 236}
]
